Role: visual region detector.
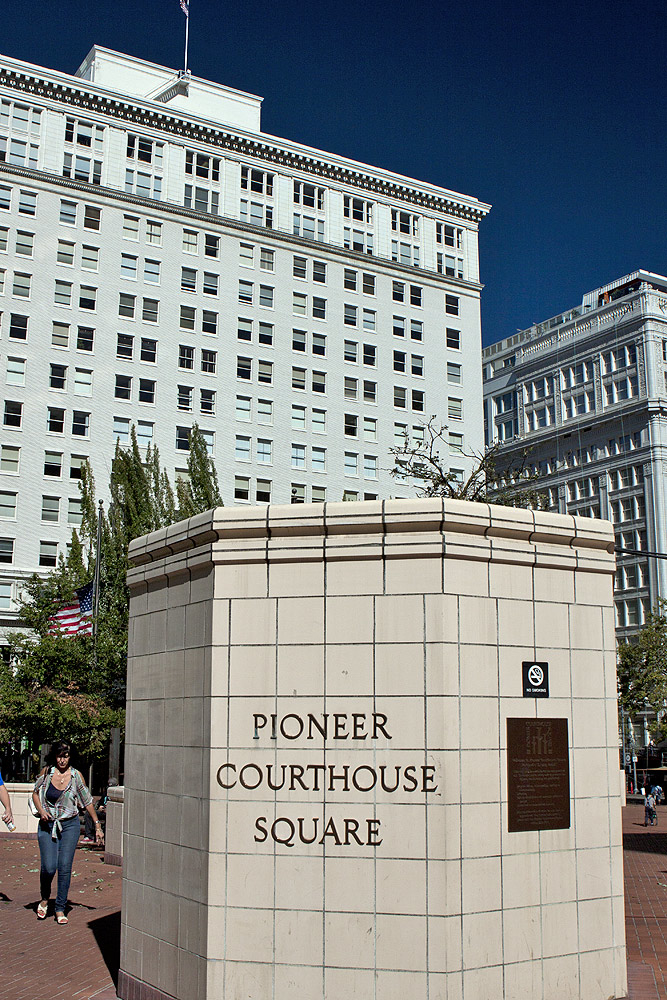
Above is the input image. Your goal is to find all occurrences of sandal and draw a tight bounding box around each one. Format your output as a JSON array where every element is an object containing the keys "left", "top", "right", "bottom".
[
  {"left": 55, "top": 912, "right": 68, "bottom": 925},
  {"left": 37, "top": 901, "right": 48, "bottom": 920}
]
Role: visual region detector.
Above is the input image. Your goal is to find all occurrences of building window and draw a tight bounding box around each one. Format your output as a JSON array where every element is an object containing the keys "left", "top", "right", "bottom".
[
  {"left": 41, "top": 495, "right": 59, "bottom": 522},
  {"left": 260, "top": 248, "right": 275, "bottom": 272},
  {"left": 363, "top": 344, "right": 377, "bottom": 368},
  {"left": 179, "top": 345, "right": 194, "bottom": 370},
  {"left": 293, "top": 256, "right": 307, "bottom": 280},
  {"left": 256, "top": 479, "right": 271, "bottom": 503},
  {"left": 235, "top": 435, "right": 251, "bottom": 461},
  {"left": 112, "top": 417, "right": 130, "bottom": 444},
  {"left": 205, "top": 234, "right": 220, "bottom": 258},
  {"left": 200, "top": 389, "right": 215, "bottom": 415},
  {"left": 138, "top": 379, "right": 155, "bottom": 404},
  {"left": 345, "top": 452, "right": 358, "bottom": 476},
  {"left": 292, "top": 367, "right": 306, "bottom": 391},
  {"left": 236, "top": 396, "right": 251, "bottom": 421},
  {"left": 68, "top": 497, "right": 83, "bottom": 525},
  {"left": 237, "top": 357, "right": 251, "bottom": 380},
  {"left": 363, "top": 381, "right": 377, "bottom": 403},
  {"left": 202, "top": 311, "right": 218, "bottom": 335},
  {"left": 115, "top": 375, "right": 132, "bottom": 400},
  {"left": 201, "top": 350, "right": 217, "bottom": 374},
  {"left": 257, "top": 399, "right": 273, "bottom": 424},
  {"left": 140, "top": 337, "right": 157, "bottom": 363},
  {"left": 176, "top": 385, "right": 192, "bottom": 412},
  {"left": 142, "top": 298, "right": 159, "bottom": 323},
  {"left": 72, "top": 410, "right": 90, "bottom": 437},
  {"left": 119, "top": 293, "right": 135, "bottom": 318},
  {"left": 76, "top": 327, "right": 94, "bottom": 352},
  {"left": 9, "top": 314, "right": 27, "bottom": 341},
  {"left": 234, "top": 476, "right": 250, "bottom": 501},
  {"left": 291, "top": 444, "right": 306, "bottom": 469},
  {"left": 447, "top": 363, "right": 462, "bottom": 384},
  {"left": 343, "top": 196, "right": 373, "bottom": 223},
  {"left": 176, "top": 427, "right": 191, "bottom": 451},
  {"left": 39, "top": 541, "right": 57, "bottom": 567},
  {"left": 446, "top": 328, "right": 460, "bottom": 350},
  {"left": 363, "top": 455, "right": 378, "bottom": 479},
  {"left": 79, "top": 286, "right": 96, "bottom": 310},
  {"left": 0, "top": 445, "right": 19, "bottom": 474},
  {"left": 3, "top": 401, "right": 22, "bottom": 427},
  {"left": 257, "top": 438, "right": 272, "bottom": 464},
  {"left": 344, "top": 377, "right": 358, "bottom": 399},
  {"left": 312, "top": 371, "right": 326, "bottom": 393},
  {"left": 0, "top": 492, "right": 16, "bottom": 520},
  {"left": 344, "top": 341, "right": 358, "bottom": 363},
  {"left": 344, "top": 414, "right": 358, "bottom": 437},
  {"left": 445, "top": 294, "right": 459, "bottom": 316},
  {"left": 47, "top": 407, "right": 65, "bottom": 433},
  {"left": 257, "top": 360, "right": 273, "bottom": 384},
  {"left": 6, "top": 357, "right": 26, "bottom": 386},
  {"left": 259, "top": 285, "right": 274, "bottom": 308},
  {"left": 16, "top": 231, "right": 33, "bottom": 257},
  {"left": 292, "top": 405, "right": 306, "bottom": 429}
]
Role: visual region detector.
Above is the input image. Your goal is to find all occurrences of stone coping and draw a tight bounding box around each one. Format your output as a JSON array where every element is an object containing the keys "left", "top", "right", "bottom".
[{"left": 127, "top": 499, "right": 614, "bottom": 584}]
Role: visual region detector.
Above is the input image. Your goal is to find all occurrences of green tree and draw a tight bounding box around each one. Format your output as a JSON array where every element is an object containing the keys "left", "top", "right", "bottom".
[
  {"left": 390, "top": 416, "right": 545, "bottom": 507},
  {"left": 1, "top": 422, "right": 226, "bottom": 767},
  {"left": 618, "top": 601, "right": 667, "bottom": 723},
  {"left": 0, "top": 555, "right": 123, "bottom": 770},
  {"left": 176, "top": 423, "right": 223, "bottom": 518}
]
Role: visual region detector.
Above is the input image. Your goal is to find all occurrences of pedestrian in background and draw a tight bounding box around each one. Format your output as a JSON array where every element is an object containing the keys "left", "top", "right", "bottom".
[
  {"left": 645, "top": 790, "right": 656, "bottom": 827},
  {"left": 32, "top": 741, "right": 103, "bottom": 924}
]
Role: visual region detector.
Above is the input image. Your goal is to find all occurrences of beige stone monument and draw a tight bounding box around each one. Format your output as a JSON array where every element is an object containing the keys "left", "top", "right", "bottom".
[{"left": 118, "top": 499, "right": 625, "bottom": 1000}]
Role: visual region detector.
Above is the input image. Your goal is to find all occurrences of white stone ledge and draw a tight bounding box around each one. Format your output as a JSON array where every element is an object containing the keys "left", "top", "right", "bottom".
[{"left": 127, "top": 500, "right": 615, "bottom": 589}]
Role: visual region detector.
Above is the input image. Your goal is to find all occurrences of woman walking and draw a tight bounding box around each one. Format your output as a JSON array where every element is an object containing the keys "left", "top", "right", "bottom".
[{"left": 32, "top": 741, "right": 103, "bottom": 924}]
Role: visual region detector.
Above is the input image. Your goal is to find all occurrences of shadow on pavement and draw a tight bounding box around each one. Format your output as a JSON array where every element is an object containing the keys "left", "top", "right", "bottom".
[
  {"left": 623, "top": 831, "right": 667, "bottom": 853},
  {"left": 89, "top": 910, "right": 121, "bottom": 988}
]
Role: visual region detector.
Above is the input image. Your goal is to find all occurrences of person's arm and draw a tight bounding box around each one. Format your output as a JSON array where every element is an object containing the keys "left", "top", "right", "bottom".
[
  {"left": 32, "top": 788, "right": 49, "bottom": 822},
  {"left": 75, "top": 771, "right": 103, "bottom": 845},
  {"left": 84, "top": 801, "right": 103, "bottom": 844},
  {"left": 0, "top": 783, "right": 12, "bottom": 824}
]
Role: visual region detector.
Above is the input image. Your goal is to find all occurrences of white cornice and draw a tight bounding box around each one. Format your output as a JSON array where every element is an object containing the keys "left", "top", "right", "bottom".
[
  {"left": 0, "top": 161, "right": 483, "bottom": 291},
  {"left": 0, "top": 62, "right": 491, "bottom": 223}
]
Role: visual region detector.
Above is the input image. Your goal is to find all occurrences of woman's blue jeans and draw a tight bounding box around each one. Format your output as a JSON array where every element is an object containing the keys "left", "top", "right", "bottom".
[{"left": 37, "top": 816, "right": 80, "bottom": 911}]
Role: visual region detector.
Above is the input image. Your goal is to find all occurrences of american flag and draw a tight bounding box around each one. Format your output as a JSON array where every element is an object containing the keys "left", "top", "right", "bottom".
[
  {"left": 180, "top": 0, "right": 189, "bottom": 15},
  {"left": 48, "top": 581, "right": 94, "bottom": 638}
]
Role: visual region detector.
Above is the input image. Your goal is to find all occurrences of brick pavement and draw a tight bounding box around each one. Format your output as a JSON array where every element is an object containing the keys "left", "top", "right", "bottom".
[
  {"left": 1, "top": 806, "right": 666, "bottom": 999},
  {"left": 0, "top": 837, "right": 121, "bottom": 1000},
  {"left": 623, "top": 802, "right": 667, "bottom": 999}
]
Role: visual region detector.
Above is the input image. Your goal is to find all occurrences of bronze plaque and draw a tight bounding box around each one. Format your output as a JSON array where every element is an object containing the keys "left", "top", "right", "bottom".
[{"left": 507, "top": 717, "right": 570, "bottom": 832}]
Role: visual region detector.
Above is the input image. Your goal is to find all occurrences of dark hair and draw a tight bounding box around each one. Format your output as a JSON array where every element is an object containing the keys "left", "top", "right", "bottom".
[{"left": 47, "top": 741, "right": 74, "bottom": 765}]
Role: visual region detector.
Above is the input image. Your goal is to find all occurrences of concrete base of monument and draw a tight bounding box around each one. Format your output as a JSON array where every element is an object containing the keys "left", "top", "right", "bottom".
[{"left": 118, "top": 500, "right": 626, "bottom": 1000}]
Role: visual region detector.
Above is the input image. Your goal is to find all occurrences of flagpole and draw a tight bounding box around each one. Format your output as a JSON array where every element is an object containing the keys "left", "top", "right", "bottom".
[
  {"left": 183, "top": 1, "right": 190, "bottom": 74},
  {"left": 92, "top": 499, "right": 103, "bottom": 673}
]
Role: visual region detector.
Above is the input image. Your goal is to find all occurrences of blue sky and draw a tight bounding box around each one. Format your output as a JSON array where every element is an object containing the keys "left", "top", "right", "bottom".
[{"left": 4, "top": 0, "right": 665, "bottom": 344}]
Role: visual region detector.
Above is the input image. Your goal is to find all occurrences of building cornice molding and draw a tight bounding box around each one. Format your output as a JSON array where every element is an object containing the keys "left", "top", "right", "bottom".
[
  {"left": 0, "top": 66, "right": 489, "bottom": 223},
  {"left": 0, "top": 161, "right": 483, "bottom": 292}
]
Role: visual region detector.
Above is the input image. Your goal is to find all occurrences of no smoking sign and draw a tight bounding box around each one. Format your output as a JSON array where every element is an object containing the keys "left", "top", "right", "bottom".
[{"left": 522, "top": 661, "right": 549, "bottom": 698}]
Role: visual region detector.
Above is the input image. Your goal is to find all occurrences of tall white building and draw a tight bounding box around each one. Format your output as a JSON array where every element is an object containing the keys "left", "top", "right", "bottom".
[
  {"left": 482, "top": 270, "right": 667, "bottom": 641},
  {"left": 0, "top": 46, "right": 489, "bottom": 631}
]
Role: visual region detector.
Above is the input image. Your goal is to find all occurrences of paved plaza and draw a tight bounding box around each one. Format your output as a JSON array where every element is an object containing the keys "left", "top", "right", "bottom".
[{"left": 0, "top": 804, "right": 665, "bottom": 1000}]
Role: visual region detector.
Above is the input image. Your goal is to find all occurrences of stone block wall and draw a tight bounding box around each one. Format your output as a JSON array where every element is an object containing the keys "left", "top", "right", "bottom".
[{"left": 118, "top": 499, "right": 625, "bottom": 1000}]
